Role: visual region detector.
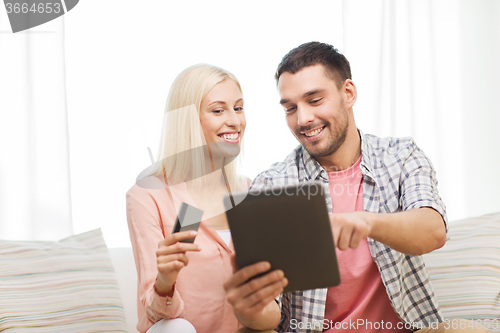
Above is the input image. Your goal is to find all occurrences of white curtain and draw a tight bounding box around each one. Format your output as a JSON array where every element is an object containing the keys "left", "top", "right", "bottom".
[
  {"left": 0, "top": 16, "right": 72, "bottom": 240},
  {"left": 4, "top": 0, "right": 497, "bottom": 245},
  {"left": 63, "top": 0, "right": 344, "bottom": 247},
  {"left": 342, "top": 0, "right": 500, "bottom": 221}
]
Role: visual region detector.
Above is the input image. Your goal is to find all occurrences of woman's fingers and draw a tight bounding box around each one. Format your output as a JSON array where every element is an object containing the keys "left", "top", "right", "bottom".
[
  {"left": 237, "top": 269, "right": 286, "bottom": 301},
  {"left": 157, "top": 231, "right": 201, "bottom": 257},
  {"left": 154, "top": 231, "right": 201, "bottom": 286},
  {"left": 242, "top": 275, "right": 287, "bottom": 309},
  {"left": 161, "top": 230, "right": 198, "bottom": 246},
  {"left": 224, "top": 262, "right": 287, "bottom": 303},
  {"left": 157, "top": 253, "right": 189, "bottom": 267},
  {"left": 156, "top": 242, "right": 200, "bottom": 257},
  {"left": 157, "top": 260, "right": 185, "bottom": 274},
  {"left": 224, "top": 262, "right": 272, "bottom": 291},
  {"left": 224, "top": 263, "right": 288, "bottom": 322},
  {"left": 154, "top": 231, "right": 203, "bottom": 296}
]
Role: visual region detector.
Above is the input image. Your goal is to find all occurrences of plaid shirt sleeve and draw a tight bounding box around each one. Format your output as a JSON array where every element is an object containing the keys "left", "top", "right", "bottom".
[
  {"left": 362, "top": 133, "right": 445, "bottom": 329},
  {"left": 399, "top": 144, "right": 448, "bottom": 231},
  {"left": 275, "top": 293, "right": 291, "bottom": 332}
]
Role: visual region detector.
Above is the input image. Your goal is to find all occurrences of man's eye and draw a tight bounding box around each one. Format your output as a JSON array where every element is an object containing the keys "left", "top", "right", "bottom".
[
  {"left": 310, "top": 98, "right": 322, "bottom": 104},
  {"left": 285, "top": 106, "right": 296, "bottom": 113}
]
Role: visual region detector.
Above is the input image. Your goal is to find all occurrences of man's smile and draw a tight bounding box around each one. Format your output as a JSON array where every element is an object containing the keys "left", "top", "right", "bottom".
[{"left": 301, "top": 126, "right": 326, "bottom": 142}]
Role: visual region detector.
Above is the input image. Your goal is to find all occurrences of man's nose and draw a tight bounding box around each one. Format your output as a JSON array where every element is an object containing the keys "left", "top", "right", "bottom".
[{"left": 297, "top": 106, "right": 315, "bottom": 126}]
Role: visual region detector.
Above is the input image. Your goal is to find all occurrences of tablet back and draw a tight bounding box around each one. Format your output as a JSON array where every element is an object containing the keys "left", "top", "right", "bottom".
[{"left": 225, "top": 182, "right": 341, "bottom": 293}]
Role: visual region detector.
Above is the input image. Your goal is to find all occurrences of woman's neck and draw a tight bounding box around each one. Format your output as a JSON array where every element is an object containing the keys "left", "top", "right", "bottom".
[{"left": 199, "top": 168, "right": 227, "bottom": 192}]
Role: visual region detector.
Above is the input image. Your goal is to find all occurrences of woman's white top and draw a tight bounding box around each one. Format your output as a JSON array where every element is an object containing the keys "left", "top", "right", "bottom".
[{"left": 216, "top": 229, "right": 231, "bottom": 246}]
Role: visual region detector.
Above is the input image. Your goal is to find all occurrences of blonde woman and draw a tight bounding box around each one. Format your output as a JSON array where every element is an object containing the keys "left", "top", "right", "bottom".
[{"left": 127, "top": 65, "right": 252, "bottom": 333}]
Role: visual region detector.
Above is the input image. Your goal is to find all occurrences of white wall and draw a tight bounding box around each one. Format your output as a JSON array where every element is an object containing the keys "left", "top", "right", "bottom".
[
  {"left": 64, "top": 0, "right": 500, "bottom": 247},
  {"left": 65, "top": 0, "right": 344, "bottom": 247}
]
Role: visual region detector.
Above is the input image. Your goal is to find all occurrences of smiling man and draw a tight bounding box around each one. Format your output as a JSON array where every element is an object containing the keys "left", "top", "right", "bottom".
[{"left": 224, "top": 42, "right": 488, "bottom": 333}]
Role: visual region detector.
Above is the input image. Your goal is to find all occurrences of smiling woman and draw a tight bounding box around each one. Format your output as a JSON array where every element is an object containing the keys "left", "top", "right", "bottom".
[
  {"left": 149, "top": 64, "right": 246, "bottom": 192},
  {"left": 199, "top": 79, "right": 246, "bottom": 160},
  {"left": 126, "top": 64, "right": 252, "bottom": 333}
]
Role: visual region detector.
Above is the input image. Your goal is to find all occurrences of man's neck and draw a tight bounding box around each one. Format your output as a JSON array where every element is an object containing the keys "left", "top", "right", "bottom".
[{"left": 316, "top": 126, "right": 362, "bottom": 172}]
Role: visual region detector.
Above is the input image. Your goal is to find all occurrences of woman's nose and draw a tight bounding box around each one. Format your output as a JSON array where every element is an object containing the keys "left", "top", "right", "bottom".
[{"left": 225, "top": 110, "right": 242, "bottom": 127}]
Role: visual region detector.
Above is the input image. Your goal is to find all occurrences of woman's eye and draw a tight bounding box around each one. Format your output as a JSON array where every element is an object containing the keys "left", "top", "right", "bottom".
[
  {"left": 234, "top": 107, "right": 244, "bottom": 112},
  {"left": 212, "top": 109, "right": 224, "bottom": 114}
]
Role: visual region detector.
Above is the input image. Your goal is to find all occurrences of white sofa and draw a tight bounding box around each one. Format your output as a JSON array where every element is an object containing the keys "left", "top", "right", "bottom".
[
  {"left": 111, "top": 212, "right": 500, "bottom": 333},
  {"left": 1, "top": 213, "right": 498, "bottom": 333},
  {"left": 109, "top": 248, "right": 139, "bottom": 333}
]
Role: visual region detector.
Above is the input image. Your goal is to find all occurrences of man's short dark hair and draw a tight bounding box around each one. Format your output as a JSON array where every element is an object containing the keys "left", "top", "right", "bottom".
[{"left": 275, "top": 42, "right": 352, "bottom": 89}]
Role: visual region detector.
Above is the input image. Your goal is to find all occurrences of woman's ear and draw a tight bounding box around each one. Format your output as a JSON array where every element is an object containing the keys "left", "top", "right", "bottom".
[{"left": 343, "top": 79, "right": 357, "bottom": 109}]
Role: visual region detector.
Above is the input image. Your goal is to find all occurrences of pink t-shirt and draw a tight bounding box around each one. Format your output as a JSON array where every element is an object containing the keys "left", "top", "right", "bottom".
[{"left": 323, "top": 156, "right": 410, "bottom": 333}]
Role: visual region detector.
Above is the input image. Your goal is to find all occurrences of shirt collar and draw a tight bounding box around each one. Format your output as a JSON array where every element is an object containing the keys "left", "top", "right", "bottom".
[
  {"left": 300, "top": 146, "right": 327, "bottom": 182},
  {"left": 358, "top": 129, "right": 374, "bottom": 174},
  {"left": 300, "top": 128, "right": 373, "bottom": 181}
]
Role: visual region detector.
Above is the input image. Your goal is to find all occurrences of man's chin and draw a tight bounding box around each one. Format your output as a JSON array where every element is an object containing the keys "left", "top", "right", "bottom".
[
  {"left": 302, "top": 139, "right": 341, "bottom": 159},
  {"left": 303, "top": 145, "right": 330, "bottom": 159}
]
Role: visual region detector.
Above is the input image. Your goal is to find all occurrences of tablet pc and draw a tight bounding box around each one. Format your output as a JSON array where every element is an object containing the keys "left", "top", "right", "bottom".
[{"left": 224, "top": 182, "right": 340, "bottom": 293}]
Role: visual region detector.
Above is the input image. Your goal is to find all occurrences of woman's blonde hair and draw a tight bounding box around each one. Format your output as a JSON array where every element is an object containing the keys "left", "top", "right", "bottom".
[{"left": 151, "top": 64, "right": 244, "bottom": 191}]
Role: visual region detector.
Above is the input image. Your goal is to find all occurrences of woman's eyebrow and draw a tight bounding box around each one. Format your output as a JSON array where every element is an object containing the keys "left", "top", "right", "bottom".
[
  {"left": 208, "top": 98, "right": 243, "bottom": 107},
  {"left": 207, "top": 101, "right": 227, "bottom": 107}
]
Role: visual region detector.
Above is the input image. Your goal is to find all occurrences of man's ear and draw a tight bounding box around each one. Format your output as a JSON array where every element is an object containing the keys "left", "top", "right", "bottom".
[{"left": 343, "top": 79, "right": 357, "bottom": 109}]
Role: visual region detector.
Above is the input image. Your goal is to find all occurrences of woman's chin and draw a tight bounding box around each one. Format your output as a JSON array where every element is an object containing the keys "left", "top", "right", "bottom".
[{"left": 208, "top": 141, "right": 241, "bottom": 157}]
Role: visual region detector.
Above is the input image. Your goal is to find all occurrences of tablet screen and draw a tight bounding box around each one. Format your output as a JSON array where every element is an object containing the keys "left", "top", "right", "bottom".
[{"left": 225, "top": 182, "right": 341, "bottom": 293}]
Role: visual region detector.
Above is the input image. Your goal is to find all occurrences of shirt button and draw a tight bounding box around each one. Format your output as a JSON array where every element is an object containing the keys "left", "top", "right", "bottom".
[{"left": 166, "top": 300, "right": 172, "bottom": 307}]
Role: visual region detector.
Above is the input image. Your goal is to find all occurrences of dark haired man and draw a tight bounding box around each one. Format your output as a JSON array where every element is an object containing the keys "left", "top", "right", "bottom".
[{"left": 224, "top": 42, "right": 487, "bottom": 333}]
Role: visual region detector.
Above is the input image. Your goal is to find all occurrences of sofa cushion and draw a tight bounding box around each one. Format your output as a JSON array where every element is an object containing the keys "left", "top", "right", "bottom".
[
  {"left": 0, "top": 228, "right": 128, "bottom": 332},
  {"left": 424, "top": 212, "right": 500, "bottom": 332}
]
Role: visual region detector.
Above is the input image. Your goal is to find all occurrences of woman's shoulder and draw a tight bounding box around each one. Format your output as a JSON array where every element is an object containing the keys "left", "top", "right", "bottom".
[
  {"left": 126, "top": 176, "right": 182, "bottom": 222},
  {"left": 234, "top": 174, "right": 252, "bottom": 190},
  {"left": 126, "top": 175, "right": 169, "bottom": 200},
  {"left": 126, "top": 175, "right": 194, "bottom": 207},
  {"left": 245, "top": 176, "right": 252, "bottom": 188}
]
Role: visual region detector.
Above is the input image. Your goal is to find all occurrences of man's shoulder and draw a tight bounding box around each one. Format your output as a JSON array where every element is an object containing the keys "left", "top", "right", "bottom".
[
  {"left": 363, "top": 133, "right": 418, "bottom": 163},
  {"left": 364, "top": 133, "right": 416, "bottom": 152}
]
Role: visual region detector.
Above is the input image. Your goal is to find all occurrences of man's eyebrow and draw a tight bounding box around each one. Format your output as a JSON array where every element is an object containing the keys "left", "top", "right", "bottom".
[
  {"left": 303, "top": 89, "right": 325, "bottom": 98},
  {"left": 279, "top": 89, "right": 326, "bottom": 105}
]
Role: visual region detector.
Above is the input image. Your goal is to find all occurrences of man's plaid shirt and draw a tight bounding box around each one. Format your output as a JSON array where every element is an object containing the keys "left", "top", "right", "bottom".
[{"left": 249, "top": 130, "right": 447, "bottom": 332}]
